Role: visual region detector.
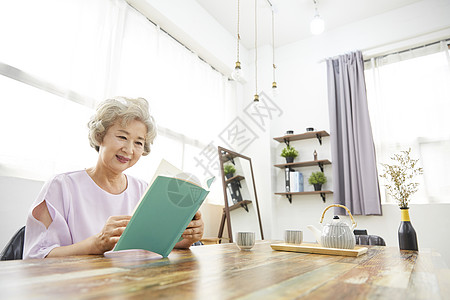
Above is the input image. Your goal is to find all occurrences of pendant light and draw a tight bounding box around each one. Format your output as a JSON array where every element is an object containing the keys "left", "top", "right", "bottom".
[
  {"left": 310, "top": 0, "right": 324, "bottom": 35},
  {"left": 271, "top": 5, "right": 278, "bottom": 98},
  {"left": 231, "top": 0, "right": 244, "bottom": 82},
  {"left": 253, "top": 0, "right": 259, "bottom": 102}
]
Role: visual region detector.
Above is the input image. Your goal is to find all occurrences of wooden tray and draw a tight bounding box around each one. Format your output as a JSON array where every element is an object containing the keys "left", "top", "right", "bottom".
[{"left": 271, "top": 242, "right": 368, "bottom": 257}]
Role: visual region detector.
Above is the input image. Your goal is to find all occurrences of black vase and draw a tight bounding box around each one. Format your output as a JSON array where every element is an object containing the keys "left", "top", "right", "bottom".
[
  {"left": 313, "top": 183, "right": 322, "bottom": 191},
  {"left": 398, "top": 208, "right": 418, "bottom": 251},
  {"left": 225, "top": 173, "right": 234, "bottom": 179}
]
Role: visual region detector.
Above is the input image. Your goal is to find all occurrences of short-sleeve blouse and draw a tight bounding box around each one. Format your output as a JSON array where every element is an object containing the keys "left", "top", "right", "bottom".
[{"left": 23, "top": 170, "right": 148, "bottom": 259}]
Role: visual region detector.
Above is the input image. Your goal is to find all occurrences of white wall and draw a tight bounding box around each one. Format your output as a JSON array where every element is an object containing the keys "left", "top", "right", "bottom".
[{"left": 260, "top": 0, "right": 450, "bottom": 267}]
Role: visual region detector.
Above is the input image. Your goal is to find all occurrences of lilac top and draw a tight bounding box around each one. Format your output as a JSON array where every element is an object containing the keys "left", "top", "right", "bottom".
[{"left": 23, "top": 170, "right": 148, "bottom": 259}]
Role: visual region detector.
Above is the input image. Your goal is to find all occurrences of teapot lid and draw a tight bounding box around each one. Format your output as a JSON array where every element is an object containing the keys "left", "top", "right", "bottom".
[{"left": 329, "top": 215, "right": 350, "bottom": 227}]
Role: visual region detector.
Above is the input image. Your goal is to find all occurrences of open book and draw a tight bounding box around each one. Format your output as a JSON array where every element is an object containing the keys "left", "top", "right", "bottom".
[{"left": 113, "top": 160, "right": 215, "bottom": 257}]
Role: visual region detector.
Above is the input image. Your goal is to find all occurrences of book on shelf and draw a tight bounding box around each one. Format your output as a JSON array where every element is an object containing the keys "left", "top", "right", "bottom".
[
  {"left": 113, "top": 159, "right": 215, "bottom": 257},
  {"left": 285, "top": 168, "right": 291, "bottom": 192},
  {"left": 289, "top": 171, "right": 304, "bottom": 193}
]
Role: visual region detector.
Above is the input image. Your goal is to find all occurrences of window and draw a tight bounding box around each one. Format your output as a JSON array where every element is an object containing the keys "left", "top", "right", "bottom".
[
  {"left": 0, "top": 75, "right": 97, "bottom": 181},
  {"left": 0, "top": 0, "right": 230, "bottom": 204},
  {"left": 365, "top": 40, "right": 450, "bottom": 204}
]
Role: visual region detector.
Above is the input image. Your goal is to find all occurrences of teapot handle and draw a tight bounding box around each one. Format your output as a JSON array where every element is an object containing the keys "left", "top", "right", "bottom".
[{"left": 319, "top": 204, "right": 357, "bottom": 229}]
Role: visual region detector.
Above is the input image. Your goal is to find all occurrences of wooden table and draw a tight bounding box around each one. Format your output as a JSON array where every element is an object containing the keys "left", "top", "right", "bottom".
[{"left": 0, "top": 241, "right": 448, "bottom": 299}]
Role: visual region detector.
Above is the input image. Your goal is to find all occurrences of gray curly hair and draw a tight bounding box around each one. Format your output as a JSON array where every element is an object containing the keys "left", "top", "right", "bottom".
[{"left": 87, "top": 97, "right": 157, "bottom": 156}]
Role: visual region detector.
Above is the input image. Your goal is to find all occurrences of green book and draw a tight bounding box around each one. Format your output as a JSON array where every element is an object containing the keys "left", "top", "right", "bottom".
[{"left": 114, "top": 170, "right": 214, "bottom": 257}]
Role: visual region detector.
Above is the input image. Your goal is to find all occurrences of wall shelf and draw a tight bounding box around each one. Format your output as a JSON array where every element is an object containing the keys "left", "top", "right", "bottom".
[
  {"left": 226, "top": 200, "right": 252, "bottom": 212},
  {"left": 225, "top": 175, "right": 245, "bottom": 185},
  {"left": 274, "top": 159, "right": 331, "bottom": 172},
  {"left": 275, "top": 191, "right": 333, "bottom": 203},
  {"left": 274, "top": 130, "right": 332, "bottom": 203},
  {"left": 273, "top": 130, "right": 330, "bottom": 146}
]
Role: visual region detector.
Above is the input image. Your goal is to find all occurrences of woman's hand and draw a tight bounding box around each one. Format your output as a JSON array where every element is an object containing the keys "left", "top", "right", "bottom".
[
  {"left": 46, "top": 215, "right": 130, "bottom": 257},
  {"left": 48, "top": 211, "right": 202, "bottom": 257},
  {"left": 91, "top": 215, "right": 131, "bottom": 254},
  {"left": 175, "top": 211, "right": 204, "bottom": 249}
]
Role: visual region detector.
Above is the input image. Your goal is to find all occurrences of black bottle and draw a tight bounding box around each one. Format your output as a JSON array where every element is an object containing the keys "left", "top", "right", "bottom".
[{"left": 398, "top": 208, "right": 418, "bottom": 251}]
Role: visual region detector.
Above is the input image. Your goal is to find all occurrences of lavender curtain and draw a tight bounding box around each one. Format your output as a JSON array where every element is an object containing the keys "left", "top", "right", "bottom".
[{"left": 326, "top": 51, "right": 382, "bottom": 216}]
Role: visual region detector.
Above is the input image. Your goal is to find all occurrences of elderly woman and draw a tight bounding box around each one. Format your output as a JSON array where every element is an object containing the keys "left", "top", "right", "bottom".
[{"left": 23, "top": 97, "right": 204, "bottom": 259}]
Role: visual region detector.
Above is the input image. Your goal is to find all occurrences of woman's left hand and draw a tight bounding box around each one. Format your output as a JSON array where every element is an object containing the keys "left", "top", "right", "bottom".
[{"left": 175, "top": 211, "right": 204, "bottom": 249}]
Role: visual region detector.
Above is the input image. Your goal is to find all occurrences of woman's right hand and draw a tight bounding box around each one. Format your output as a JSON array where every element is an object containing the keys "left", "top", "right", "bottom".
[
  {"left": 46, "top": 215, "right": 131, "bottom": 257},
  {"left": 91, "top": 215, "right": 131, "bottom": 254}
]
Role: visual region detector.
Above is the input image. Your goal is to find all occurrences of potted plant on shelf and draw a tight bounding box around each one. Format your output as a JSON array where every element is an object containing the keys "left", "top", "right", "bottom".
[
  {"left": 224, "top": 164, "right": 236, "bottom": 179},
  {"left": 380, "top": 148, "right": 423, "bottom": 251},
  {"left": 281, "top": 145, "right": 299, "bottom": 163},
  {"left": 308, "top": 171, "right": 327, "bottom": 191}
]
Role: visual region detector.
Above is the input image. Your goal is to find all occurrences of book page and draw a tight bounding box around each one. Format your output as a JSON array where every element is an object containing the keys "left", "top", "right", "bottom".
[
  {"left": 150, "top": 159, "right": 212, "bottom": 189},
  {"left": 131, "top": 159, "right": 211, "bottom": 215}
]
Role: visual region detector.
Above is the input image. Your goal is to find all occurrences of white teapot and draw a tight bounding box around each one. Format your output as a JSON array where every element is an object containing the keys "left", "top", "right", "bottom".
[{"left": 307, "top": 204, "right": 356, "bottom": 249}]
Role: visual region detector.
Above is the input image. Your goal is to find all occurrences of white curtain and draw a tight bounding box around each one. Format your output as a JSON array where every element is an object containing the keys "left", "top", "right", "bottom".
[
  {"left": 365, "top": 40, "right": 450, "bottom": 204},
  {"left": 0, "top": 0, "right": 230, "bottom": 207}
]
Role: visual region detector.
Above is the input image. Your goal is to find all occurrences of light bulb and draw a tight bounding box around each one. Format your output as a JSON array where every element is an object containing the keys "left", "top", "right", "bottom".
[
  {"left": 231, "top": 61, "right": 244, "bottom": 82},
  {"left": 272, "top": 87, "right": 278, "bottom": 99},
  {"left": 310, "top": 15, "right": 324, "bottom": 35},
  {"left": 272, "top": 82, "right": 278, "bottom": 99}
]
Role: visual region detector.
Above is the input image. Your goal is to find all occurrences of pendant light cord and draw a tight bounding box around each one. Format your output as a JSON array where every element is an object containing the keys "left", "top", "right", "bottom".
[
  {"left": 272, "top": 9, "right": 276, "bottom": 83},
  {"left": 236, "top": 0, "right": 240, "bottom": 62},
  {"left": 255, "top": 0, "right": 258, "bottom": 95}
]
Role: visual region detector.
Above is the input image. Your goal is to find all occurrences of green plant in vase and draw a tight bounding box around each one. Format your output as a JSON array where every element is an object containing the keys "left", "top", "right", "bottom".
[
  {"left": 380, "top": 148, "right": 423, "bottom": 251},
  {"left": 224, "top": 164, "right": 236, "bottom": 179},
  {"left": 281, "top": 145, "right": 299, "bottom": 163},
  {"left": 308, "top": 171, "right": 327, "bottom": 191}
]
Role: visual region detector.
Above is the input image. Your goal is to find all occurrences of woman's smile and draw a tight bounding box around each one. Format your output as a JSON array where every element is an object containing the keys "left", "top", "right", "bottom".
[{"left": 116, "top": 155, "right": 130, "bottom": 163}]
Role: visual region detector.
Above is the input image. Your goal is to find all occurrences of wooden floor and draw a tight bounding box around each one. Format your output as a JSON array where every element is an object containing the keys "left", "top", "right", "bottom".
[{"left": 0, "top": 241, "right": 448, "bottom": 299}]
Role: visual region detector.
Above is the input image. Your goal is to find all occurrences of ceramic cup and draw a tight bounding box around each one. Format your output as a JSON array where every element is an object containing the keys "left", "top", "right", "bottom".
[
  {"left": 236, "top": 232, "right": 255, "bottom": 250},
  {"left": 285, "top": 230, "right": 303, "bottom": 244}
]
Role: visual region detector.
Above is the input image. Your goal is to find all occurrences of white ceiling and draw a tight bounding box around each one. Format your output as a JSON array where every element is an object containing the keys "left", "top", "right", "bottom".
[{"left": 195, "top": 0, "right": 423, "bottom": 49}]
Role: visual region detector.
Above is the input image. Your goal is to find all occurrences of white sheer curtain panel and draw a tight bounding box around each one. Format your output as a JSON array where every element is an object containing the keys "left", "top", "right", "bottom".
[
  {"left": 115, "top": 7, "right": 225, "bottom": 143},
  {"left": 0, "top": 0, "right": 124, "bottom": 180},
  {"left": 0, "top": 0, "right": 127, "bottom": 102},
  {"left": 114, "top": 6, "right": 228, "bottom": 193},
  {"left": 365, "top": 40, "right": 450, "bottom": 204},
  {"left": 0, "top": 0, "right": 230, "bottom": 201}
]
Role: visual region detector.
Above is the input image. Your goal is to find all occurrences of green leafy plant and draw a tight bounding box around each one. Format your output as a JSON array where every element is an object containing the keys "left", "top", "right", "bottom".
[
  {"left": 308, "top": 171, "right": 327, "bottom": 185},
  {"left": 280, "top": 145, "right": 299, "bottom": 158},
  {"left": 224, "top": 164, "right": 236, "bottom": 175},
  {"left": 380, "top": 148, "right": 423, "bottom": 209}
]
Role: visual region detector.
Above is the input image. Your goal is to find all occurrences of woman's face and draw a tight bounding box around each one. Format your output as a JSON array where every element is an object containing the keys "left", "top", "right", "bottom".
[{"left": 98, "top": 119, "right": 147, "bottom": 174}]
